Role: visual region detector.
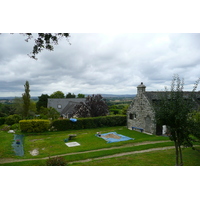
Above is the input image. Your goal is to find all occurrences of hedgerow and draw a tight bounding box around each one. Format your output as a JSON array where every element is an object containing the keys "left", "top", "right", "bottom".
[
  {"left": 19, "top": 119, "right": 50, "bottom": 133},
  {"left": 50, "top": 115, "right": 126, "bottom": 131}
]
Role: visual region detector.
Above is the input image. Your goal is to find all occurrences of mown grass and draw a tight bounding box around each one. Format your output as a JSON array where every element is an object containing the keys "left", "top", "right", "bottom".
[
  {"left": 2, "top": 125, "right": 199, "bottom": 166},
  {"left": 8, "top": 126, "right": 169, "bottom": 159},
  {"left": 70, "top": 147, "right": 200, "bottom": 166},
  {"left": 1, "top": 146, "right": 199, "bottom": 166},
  {"left": 0, "top": 130, "right": 16, "bottom": 158}
]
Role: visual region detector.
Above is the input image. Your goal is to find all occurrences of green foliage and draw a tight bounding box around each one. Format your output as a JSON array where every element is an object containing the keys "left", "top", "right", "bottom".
[
  {"left": 39, "top": 107, "right": 60, "bottom": 120},
  {"left": 22, "top": 33, "right": 70, "bottom": 59},
  {"left": 46, "top": 156, "right": 68, "bottom": 166},
  {"left": 0, "top": 124, "right": 10, "bottom": 131},
  {"left": 36, "top": 94, "right": 49, "bottom": 112},
  {"left": 10, "top": 123, "right": 20, "bottom": 130},
  {"left": 0, "top": 117, "right": 6, "bottom": 125},
  {"left": 19, "top": 119, "right": 50, "bottom": 133},
  {"left": 50, "top": 115, "right": 126, "bottom": 131},
  {"left": 154, "top": 74, "right": 200, "bottom": 165},
  {"left": 50, "top": 91, "right": 65, "bottom": 98},
  {"left": 22, "top": 81, "right": 31, "bottom": 117},
  {"left": 77, "top": 93, "right": 85, "bottom": 98},
  {"left": 5, "top": 114, "right": 21, "bottom": 125},
  {"left": 66, "top": 92, "right": 76, "bottom": 98}
]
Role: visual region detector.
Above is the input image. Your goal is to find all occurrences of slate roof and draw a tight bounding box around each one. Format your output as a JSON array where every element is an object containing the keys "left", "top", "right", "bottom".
[
  {"left": 47, "top": 98, "right": 86, "bottom": 114},
  {"left": 143, "top": 91, "right": 200, "bottom": 108}
]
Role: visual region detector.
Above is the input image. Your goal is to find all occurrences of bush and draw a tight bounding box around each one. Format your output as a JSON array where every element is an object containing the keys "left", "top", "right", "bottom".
[
  {"left": 46, "top": 156, "right": 68, "bottom": 166},
  {"left": 19, "top": 119, "right": 50, "bottom": 133},
  {"left": 10, "top": 123, "right": 20, "bottom": 131},
  {"left": 50, "top": 115, "right": 126, "bottom": 131},
  {"left": 0, "top": 124, "right": 10, "bottom": 131},
  {"left": 5, "top": 114, "right": 21, "bottom": 125},
  {"left": 0, "top": 117, "right": 6, "bottom": 125}
]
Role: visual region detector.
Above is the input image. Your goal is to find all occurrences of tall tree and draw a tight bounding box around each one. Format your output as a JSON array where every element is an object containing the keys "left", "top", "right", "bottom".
[
  {"left": 154, "top": 75, "right": 200, "bottom": 166},
  {"left": 36, "top": 94, "right": 49, "bottom": 112},
  {"left": 73, "top": 94, "right": 108, "bottom": 118},
  {"left": 77, "top": 93, "right": 85, "bottom": 98},
  {"left": 50, "top": 91, "right": 65, "bottom": 98},
  {"left": 22, "top": 81, "right": 31, "bottom": 117}
]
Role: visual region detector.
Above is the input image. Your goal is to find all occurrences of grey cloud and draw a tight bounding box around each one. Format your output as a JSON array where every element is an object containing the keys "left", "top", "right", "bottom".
[{"left": 1, "top": 33, "right": 200, "bottom": 97}]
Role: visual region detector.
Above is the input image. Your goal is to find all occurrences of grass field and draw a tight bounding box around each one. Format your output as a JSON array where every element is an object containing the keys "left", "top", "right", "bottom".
[{"left": 0, "top": 126, "right": 199, "bottom": 166}]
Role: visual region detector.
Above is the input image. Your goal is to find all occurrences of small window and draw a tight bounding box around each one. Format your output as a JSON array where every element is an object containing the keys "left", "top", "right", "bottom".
[
  {"left": 133, "top": 114, "right": 136, "bottom": 119},
  {"left": 57, "top": 104, "right": 62, "bottom": 109},
  {"left": 129, "top": 114, "right": 133, "bottom": 119}
]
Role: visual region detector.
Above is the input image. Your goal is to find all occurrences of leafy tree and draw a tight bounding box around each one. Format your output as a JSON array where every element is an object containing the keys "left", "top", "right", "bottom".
[
  {"left": 50, "top": 91, "right": 65, "bottom": 98},
  {"left": 21, "top": 33, "right": 70, "bottom": 59},
  {"left": 13, "top": 97, "right": 23, "bottom": 115},
  {"left": 77, "top": 93, "right": 85, "bottom": 98},
  {"left": 66, "top": 92, "right": 76, "bottom": 98},
  {"left": 36, "top": 94, "right": 49, "bottom": 112},
  {"left": 0, "top": 104, "right": 15, "bottom": 116},
  {"left": 73, "top": 94, "right": 109, "bottom": 118},
  {"left": 39, "top": 106, "right": 60, "bottom": 120},
  {"left": 22, "top": 81, "right": 31, "bottom": 117},
  {"left": 154, "top": 75, "right": 200, "bottom": 166}
]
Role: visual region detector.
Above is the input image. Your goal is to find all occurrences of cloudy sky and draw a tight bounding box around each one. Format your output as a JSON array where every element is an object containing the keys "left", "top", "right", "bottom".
[{"left": 0, "top": 33, "right": 200, "bottom": 97}]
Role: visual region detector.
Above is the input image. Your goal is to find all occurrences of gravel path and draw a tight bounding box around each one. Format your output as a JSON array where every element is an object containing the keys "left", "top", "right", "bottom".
[{"left": 0, "top": 140, "right": 172, "bottom": 164}]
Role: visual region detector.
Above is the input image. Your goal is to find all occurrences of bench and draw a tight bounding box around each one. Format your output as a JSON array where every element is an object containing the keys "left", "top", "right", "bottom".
[
  {"left": 64, "top": 134, "right": 77, "bottom": 142},
  {"left": 68, "top": 134, "right": 77, "bottom": 140},
  {"left": 132, "top": 127, "right": 144, "bottom": 132}
]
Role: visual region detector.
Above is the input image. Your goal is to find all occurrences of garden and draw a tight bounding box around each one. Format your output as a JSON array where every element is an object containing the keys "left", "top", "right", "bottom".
[{"left": 1, "top": 121, "right": 200, "bottom": 166}]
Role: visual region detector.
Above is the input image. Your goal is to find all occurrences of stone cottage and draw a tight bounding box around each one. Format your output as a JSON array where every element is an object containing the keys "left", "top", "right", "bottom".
[
  {"left": 47, "top": 98, "right": 85, "bottom": 118},
  {"left": 127, "top": 82, "right": 200, "bottom": 135}
]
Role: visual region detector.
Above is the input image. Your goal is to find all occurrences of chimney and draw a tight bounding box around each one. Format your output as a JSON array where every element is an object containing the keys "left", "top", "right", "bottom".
[{"left": 137, "top": 82, "right": 146, "bottom": 95}]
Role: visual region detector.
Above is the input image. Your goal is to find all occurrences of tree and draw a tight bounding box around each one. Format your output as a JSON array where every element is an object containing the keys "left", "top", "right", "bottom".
[
  {"left": 77, "top": 93, "right": 85, "bottom": 98},
  {"left": 73, "top": 94, "right": 109, "bottom": 118},
  {"left": 21, "top": 33, "right": 70, "bottom": 59},
  {"left": 22, "top": 81, "right": 31, "bottom": 118},
  {"left": 36, "top": 94, "right": 49, "bottom": 112},
  {"left": 154, "top": 75, "right": 200, "bottom": 166},
  {"left": 66, "top": 92, "right": 76, "bottom": 98},
  {"left": 50, "top": 91, "right": 65, "bottom": 98}
]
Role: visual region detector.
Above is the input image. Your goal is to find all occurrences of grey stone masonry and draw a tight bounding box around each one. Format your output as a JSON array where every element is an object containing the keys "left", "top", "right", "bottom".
[
  {"left": 127, "top": 82, "right": 156, "bottom": 134},
  {"left": 127, "top": 82, "right": 200, "bottom": 135}
]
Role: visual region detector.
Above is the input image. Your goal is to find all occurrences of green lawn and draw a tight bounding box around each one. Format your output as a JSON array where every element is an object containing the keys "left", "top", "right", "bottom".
[
  {"left": 0, "top": 126, "right": 199, "bottom": 166},
  {"left": 69, "top": 147, "right": 200, "bottom": 166}
]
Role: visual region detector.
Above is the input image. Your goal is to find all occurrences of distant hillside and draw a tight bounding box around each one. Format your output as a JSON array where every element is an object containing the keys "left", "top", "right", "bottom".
[
  {"left": 0, "top": 97, "right": 39, "bottom": 100},
  {"left": 0, "top": 94, "right": 136, "bottom": 100}
]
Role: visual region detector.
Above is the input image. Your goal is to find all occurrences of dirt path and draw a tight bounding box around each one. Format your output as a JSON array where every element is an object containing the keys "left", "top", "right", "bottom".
[{"left": 0, "top": 140, "right": 171, "bottom": 164}]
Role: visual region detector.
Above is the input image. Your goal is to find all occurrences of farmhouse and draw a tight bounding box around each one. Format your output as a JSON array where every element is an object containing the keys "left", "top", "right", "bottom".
[
  {"left": 127, "top": 82, "right": 200, "bottom": 135},
  {"left": 47, "top": 98, "right": 85, "bottom": 118}
]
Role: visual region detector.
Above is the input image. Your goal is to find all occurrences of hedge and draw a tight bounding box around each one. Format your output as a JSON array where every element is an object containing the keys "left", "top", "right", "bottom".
[
  {"left": 19, "top": 119, "right": 50, "bottom": 133},
  {"left": 50, "top": 115, "right": 126, "bottom": 131}
]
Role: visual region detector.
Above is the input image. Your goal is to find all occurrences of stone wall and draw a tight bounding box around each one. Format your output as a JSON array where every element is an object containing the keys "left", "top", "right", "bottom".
[{"left": 127, "top": 91, "right": 156, "bottom": 134}]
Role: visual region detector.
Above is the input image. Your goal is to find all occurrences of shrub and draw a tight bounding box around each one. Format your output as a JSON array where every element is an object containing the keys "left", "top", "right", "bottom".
[
  {"left": 5, "top": 114, "right": 21, "bottom": 125},
  {"left": 46, "top": 156, "right": 68, "bottom": 166},
  {"left": 50, "top": 115, "right": 126, "bottom": 131},
  {"left": 10, "top": 123, "right": 20, "bottom": 131},
  {"left": 19, "top": 119, "right": 50, "bottom": 133},
  {"left": 0, "top": 124, "right": 10, "bottom": 131},
  {"left": 0, "top": 117, "right": 6, "bottom": 125}
]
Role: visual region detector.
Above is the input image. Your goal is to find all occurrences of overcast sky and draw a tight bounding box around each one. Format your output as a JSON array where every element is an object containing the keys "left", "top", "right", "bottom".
[{"left": 0, "top": 33, "right": 200, "bottom": 97}]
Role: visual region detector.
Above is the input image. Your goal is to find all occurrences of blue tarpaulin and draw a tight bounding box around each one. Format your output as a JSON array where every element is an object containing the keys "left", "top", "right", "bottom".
[
  {"left": 70, "top": 118, "right": 77, "bottom": 122},
  {"left": 96, "top": 132, "right": 134, "bottom": 143},
  {"left": 11, "top": 134, "right": 24, "bottom": 156}
]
